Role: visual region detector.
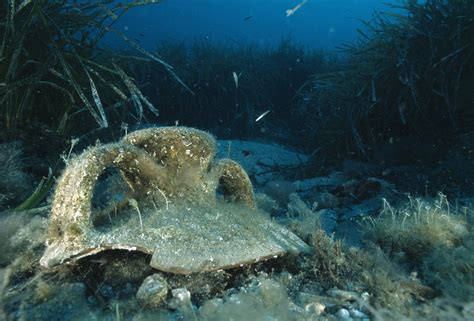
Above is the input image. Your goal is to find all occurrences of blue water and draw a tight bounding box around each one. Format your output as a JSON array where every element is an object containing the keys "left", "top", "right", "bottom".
[
  {"left": 2, "top": 1, "right": 473, "bottom": 320},
  {"left": 106, "top": 0, "right": 401, "bottom": 50}
]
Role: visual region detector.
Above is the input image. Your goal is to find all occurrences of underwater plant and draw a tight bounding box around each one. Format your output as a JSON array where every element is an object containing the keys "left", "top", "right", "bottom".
[
  {"left": 128, "top": 38, "right": 334, "bottom": 140},
  {"left": 364, "top": 194, "right": 468, "bottom": 265},
  {"left": 299, "top": 229, "right": 419, "bottom": 313},
  {"left": 294, "top": 0, "right": 474, "bottom": 160},
  {"left": 364, "top": 194, "right": 473, "bottom": 302},
  {"left": 0, "top": 0, "right": 183, "bottom": 133},
  {"left": 0, "top": 142, "right": 30, "bottom": 210}
]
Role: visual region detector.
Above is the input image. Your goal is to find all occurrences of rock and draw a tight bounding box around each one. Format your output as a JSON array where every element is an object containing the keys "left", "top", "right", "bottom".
[
  {"left": 353, "top": 178, "right": 382, "bottom": 200},
  {"left": 289, "top": 215, "right": 321, "bottom": 241},
  {"left": 304, "top": 302, "right": 325, "bottom": 316},
  {"left": 287, "top": 193, "right": 313, "bottom": 218},
  {"left": 330, "top": 177, "right": 397, "bottom": 204},
  {"left": 349, "top": 308, "right": 367, "bottom": 319},
  {"left": 330, "top": 179, "right": 359, "bottom": 200},
  {"left": 263, "top": 180, "right": 297, "bottom": 205},
  {"left": 312, "top": 192, "right": 339, "bottom": 210},
  {"left": 336, "top": 308, "right": 352, "bottom": 321},
  {"left": 287, "top": 197, "right": 338, "bottom": 238},
  {"left": 254, "top": 193, "right": 278, "bottom": 215},
  {"left": 217, "top": 140, "right": 308, "bottom": 186},
  {"left": 170, "top": 288, "right": 197, "bottom": 320},
  {"left": 199, "top": 276, "right": 300, "bottom": 320},
  {"left": 167, "top": 270, "right": 231, "bottom": 302},
  {"left": 333, "top": 219, "right": 365, "bottom": 248},
  {"left": 136, "top": 274, "right": 168, "bottom": 308},
  {"left": 171, "top": 287, "right": 191, "bottom": 303},
  {"left": 293, "top": 171, "right": 346, "bottom": 192},
  {"left": 339, "top": 198, "right": 383, "bottom": 221},
  {"left": 317, "top": 209, "right": 338, "bottom": 234},
  {"left": 335, "top": 178, "right": 399, "bottom": 221}
]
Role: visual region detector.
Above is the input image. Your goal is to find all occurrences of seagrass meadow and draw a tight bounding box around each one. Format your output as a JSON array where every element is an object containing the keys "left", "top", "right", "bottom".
[{"left": 0, "top": 1, "right": 473, "bottom": 320}]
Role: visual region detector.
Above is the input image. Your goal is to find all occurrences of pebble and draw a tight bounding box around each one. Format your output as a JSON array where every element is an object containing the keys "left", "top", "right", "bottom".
[
  {"left": 171, "top": 288, "right": 197, "bottom": 320},
  {"left": 305, "top": 302, "right": 325, "bottom": 316},
  {"left": 350, "top": 308, "right": 367, "bottom": 318},
  {"left": 312, "top": 192, "right": 339, "bottom": 209},
  {"left": 336, "top": 308, "right": 353, "bottom": 321},
  {"left": 136, "top": 273, "right": 168, "bottom": 308},
  {"left": 360, "top": 292, "right": 371, "bottom": 302},
  {"left": 172, "top": 287, "right": 191, "bottom": 302}
]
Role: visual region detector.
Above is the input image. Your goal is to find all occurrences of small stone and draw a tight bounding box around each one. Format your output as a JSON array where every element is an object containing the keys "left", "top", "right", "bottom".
[
  {"left": 136, "top": 274, "right": 168, "bottom": 308},
  {"left": 360, "top": 292, "right": 370, "bottom": 302},
  {"left": 317, "top": 209, "right": 338, "bottom": 233},
  {"left": 349, "top": 308, "right": 367, "bottom": 318},
  {"left": 264, "top": 180, "right": 297, "bottom": 205},
  {"left": 172, "top": 287, "right": 191, "bottom": 302},
  {"left": 276, "top": 271, "right": 293, "bottom": 287},
  {"left": 171, "top": 287, "right": 197, "bottom": 320},
  {"left": 336, "top": 308, "right": 352, "bottom": 321},
  {"left": 304, "top": 302, "right": 325, "bottom": 316},
  {"left": 312, "top": 192, "right": 339, "bottom": 210}
]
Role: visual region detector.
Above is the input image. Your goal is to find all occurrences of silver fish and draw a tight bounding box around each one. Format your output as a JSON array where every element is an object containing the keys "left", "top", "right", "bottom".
[
  {"left": 232, "top": 71, "right": 239, "bottom": 89},
  {"left": 256, "top": 109, "right": 271, "bottom": 122},
  {"left": 286, "top": 0, "right": 308, "bottom": 17}
]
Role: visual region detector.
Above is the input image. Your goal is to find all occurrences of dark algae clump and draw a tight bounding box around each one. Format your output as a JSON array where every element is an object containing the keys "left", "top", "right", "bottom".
[{"left": 1, "top": 1, "right": 473, "bottom": 320}]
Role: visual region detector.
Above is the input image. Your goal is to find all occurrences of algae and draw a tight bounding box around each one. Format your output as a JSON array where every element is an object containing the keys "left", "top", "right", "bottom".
[{"left": 0, "top": 1, "right": 473, "bottom": 320}]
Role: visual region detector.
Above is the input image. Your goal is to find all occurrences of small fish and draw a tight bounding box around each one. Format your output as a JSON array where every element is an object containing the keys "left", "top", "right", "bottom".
[
  {"left": 232, "top": 72, "right": 239, "bottom": 89},
  {"left": 286, "top": 0, "right": 308, "bottom": 17},
  {"left": 244, "top": 16, "right": 253, "bottom": 21},
  {"left": 255, "top": 109, "right": 271, "bottom": 122},
  {"left": 138, "top": 33, "right": 145, "bottom": 37}
]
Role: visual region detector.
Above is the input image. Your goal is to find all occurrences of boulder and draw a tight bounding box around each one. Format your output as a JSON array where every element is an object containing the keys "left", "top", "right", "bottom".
[{"left": 217, "top": 140, "right": 308, "bottom": 186}]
